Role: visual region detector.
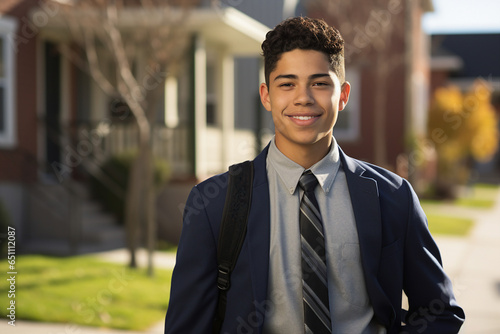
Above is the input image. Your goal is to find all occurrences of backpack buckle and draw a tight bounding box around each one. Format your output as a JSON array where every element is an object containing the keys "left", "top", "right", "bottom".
[{"left": 217, "top": 265, "right": 230, "bottom": 290}]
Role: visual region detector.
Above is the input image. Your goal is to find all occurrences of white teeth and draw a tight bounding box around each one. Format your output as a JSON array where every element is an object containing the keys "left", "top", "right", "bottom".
[{"left": 292, "top": 116, "right": 315, "bottom": 120}]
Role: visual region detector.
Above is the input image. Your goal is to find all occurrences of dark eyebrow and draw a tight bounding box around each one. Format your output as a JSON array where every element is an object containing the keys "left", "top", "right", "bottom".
[
  {"left": 273, "top": 74, "right": 297, "bottom": 81},
  {"left": 273, "top": 73, "right": 331, "bottom": 82},
  {"left": 310, "top": 73, "right": 331, "bottom": 80}
]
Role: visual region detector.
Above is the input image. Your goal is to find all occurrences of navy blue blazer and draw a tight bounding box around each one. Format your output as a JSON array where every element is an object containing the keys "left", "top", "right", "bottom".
[{"left": 165, "top": 146, "right": 465, "bottom": 334}]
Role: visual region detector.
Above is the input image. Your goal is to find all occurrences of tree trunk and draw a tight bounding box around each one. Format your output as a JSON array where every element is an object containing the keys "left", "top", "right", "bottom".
[
  {"left": 139, "top": 132, "right": 155, "bottom": 277},
  {"left": 125, "top": 147, "right": 142, "bottom": 268},
  {"left": 125, "top": 120, "right": 153, "bottom": 271}
]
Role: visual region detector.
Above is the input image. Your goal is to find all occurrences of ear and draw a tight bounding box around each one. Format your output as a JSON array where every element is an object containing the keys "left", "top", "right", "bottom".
[
  {"left": 339, "top": 81, "right": 351, "bottom": 111},
  {"left": 259, "top": 82, "right": 272, "bottom": 111}
]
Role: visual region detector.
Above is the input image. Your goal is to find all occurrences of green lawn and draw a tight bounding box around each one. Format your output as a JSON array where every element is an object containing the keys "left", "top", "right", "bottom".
[
  {"left": 426, "top": 214, "right": 475, "bottom": 236},
  {"left": 421, "top": 183, "right": 499, "bottom": 237},
  {"left": 0, "top": 255, "right": 172, "bottom": 330},
  {"left": 454, "top": 183, "right": 499, "bottom": 208}
]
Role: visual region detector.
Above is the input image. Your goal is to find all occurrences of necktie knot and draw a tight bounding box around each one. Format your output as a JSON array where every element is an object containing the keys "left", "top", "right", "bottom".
[{"left": 299, "top": 171, "right": 318, "bottom": 193}]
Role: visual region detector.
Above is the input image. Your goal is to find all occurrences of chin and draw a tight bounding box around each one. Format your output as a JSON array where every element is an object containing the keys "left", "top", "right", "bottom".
[{"left": 293, "top": 137, "right": 326, "bottom": 147}]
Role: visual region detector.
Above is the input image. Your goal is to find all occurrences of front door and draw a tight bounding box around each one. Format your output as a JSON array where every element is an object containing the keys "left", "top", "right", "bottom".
[{"left": 44, "top": 41, "right": 61, "bottom": 175}]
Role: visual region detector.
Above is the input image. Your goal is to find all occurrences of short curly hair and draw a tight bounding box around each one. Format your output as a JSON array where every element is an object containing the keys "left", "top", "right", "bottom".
[{"left": 261, "top": 17, "right": 345, "bottom": 86}]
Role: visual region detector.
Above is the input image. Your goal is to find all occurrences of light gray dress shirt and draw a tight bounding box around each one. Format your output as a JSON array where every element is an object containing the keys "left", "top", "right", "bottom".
[{"left": 262, "top": 137, "right": 385, "bottom": 334}]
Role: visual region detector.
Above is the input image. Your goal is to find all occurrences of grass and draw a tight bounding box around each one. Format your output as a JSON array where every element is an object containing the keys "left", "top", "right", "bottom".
[
  {"left": 454, "top": 197, "right": 495, "bottom": 208},
  {"left": 426, "top": 214, "right": 475, "bottom": 236},
  {"left": 421, "top": 183, "right": 499, "bottom": 237},
  {"left": 422, "top": 184, "right": 498, "bottom": 209},
  {"left": 0, "top": 255, "right": 173, "bottom": 330},
  {"left": 454, "top": 183, "right": 499, "bottom": 208}
]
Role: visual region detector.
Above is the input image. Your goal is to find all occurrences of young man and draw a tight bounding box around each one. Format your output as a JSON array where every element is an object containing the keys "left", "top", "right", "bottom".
[{"left": 164, "top": 17, "right": 465, "bottom": 333}]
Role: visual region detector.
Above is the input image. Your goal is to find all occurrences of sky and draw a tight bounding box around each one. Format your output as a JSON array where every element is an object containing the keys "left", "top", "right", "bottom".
[{"left": 422, "top": 0, "right": 500, "bottom": 34}]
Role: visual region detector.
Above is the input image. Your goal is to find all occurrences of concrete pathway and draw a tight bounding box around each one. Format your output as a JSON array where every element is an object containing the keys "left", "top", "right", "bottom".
[
  {"left": 96, "top": 248, "right": 176, "bottom": 270},
  {"left": 434, "top": 187, "right": 500, "bottom": 333},
  {"left": 2, "top": 189, "right": 500, "bottom": 333},
  {"left": 0, "top": 320, "right": 164, "bottom": 334}
]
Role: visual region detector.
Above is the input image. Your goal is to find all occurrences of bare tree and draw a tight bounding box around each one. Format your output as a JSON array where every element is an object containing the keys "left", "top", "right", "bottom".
[
  {"left": 50, "top": 0, "right": 194, "bottom": 276},
  {"left": 306, "top": 0, "right": 407, "bottom": 168}
]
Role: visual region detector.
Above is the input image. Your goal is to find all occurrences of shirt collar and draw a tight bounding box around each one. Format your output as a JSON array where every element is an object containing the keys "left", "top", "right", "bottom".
[{"left": 267, "top": 136, "right": 341, "bottom": 195}]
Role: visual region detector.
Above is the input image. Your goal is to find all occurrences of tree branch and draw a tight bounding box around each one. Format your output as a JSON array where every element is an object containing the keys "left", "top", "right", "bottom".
[
  {"left": 103, "top": 3, "right": 139, "bottom": 104},
  {"left": 83, "top": 29, "right": 118, "bottom": 96}
]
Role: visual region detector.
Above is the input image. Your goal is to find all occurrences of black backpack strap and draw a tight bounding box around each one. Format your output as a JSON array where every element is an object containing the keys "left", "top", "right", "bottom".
[{"left": 212, "top": 160, "right": 254, "bottom": 334}]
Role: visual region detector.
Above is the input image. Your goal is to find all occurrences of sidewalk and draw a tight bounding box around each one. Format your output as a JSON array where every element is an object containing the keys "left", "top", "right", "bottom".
[
  {"left": 96, "top": 248, "right": 176, "bottom": 270},
  {"left": 2, "top": 190, "right": 500, "bottom": 333},
  {"left": 0, "top": 320, "right": 164, "bottom": 334},
  {"left": 434, "top": 187, "right": 500, "bottom": 333}
]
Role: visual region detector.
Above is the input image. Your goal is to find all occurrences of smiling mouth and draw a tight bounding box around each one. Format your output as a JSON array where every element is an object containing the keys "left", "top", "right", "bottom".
[{"left": 289, "top": 115, "right": 319, "bottom": 120}]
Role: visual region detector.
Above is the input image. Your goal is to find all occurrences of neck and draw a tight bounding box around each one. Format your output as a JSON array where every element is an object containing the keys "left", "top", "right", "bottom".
[{"left": 275, "top": 136, "right": 332, "bottom": 169}]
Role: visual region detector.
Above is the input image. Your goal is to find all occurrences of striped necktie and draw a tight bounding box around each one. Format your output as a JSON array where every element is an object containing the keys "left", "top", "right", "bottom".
[{"left": 299, "top": 171, "right": 332, "bottom": 333}]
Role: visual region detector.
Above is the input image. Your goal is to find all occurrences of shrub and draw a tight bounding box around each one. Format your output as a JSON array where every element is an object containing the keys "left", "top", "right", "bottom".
[{"left": 90, "top": 151, "right": 171, "bottom": 223}]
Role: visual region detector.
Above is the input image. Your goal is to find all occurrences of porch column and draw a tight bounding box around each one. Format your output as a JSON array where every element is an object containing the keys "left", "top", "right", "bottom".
[
  {"left": 194, "top": 35, "right": 207, "bottom": 179},
  {"left": 220, "top": 52, "right": 235, "bottom": 169}
]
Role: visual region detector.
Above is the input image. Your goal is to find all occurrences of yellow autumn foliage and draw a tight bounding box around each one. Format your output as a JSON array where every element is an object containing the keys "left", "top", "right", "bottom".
[
  {"left": 427, "top": 79, "right": 499, "bottom": 185},
  {"left": 462, "top": 81, "right": 499, "bottom": 161}
]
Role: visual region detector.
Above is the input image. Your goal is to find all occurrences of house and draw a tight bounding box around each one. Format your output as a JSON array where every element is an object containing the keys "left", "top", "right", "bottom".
[
  {"left": 430, "top": 33, "right": 500, "bottom": 92},
  {"left": 0, "top": 0, "right": 272, "bottom": 253}
]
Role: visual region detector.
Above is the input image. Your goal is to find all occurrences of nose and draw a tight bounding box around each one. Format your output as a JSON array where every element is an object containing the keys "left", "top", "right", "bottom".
[{"left": 293, "top": 85, "right": 314, "bottom": 106}]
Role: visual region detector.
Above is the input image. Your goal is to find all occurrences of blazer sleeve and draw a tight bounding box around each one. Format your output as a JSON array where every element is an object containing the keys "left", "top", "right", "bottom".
[
  {"left": 164, "top": 185, "right": 219, "bottom": 334},
  {"left": 401, "top": 180, "right": 465, "bottom": 333}
]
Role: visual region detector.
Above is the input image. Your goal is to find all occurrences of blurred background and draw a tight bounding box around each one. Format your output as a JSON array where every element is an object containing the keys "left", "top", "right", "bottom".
[{"left": 0, "top": 0, "right": 499, "bottom": 333}]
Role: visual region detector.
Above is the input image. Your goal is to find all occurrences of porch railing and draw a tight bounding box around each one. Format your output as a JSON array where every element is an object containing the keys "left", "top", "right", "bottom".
[{"left": 70, "top": 121, "right": 192, "bottom": 177}]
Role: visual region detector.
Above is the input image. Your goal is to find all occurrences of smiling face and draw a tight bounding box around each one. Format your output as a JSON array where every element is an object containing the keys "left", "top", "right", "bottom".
[{"left": 260, "top": 49, "right": 351, "bottom": 165}]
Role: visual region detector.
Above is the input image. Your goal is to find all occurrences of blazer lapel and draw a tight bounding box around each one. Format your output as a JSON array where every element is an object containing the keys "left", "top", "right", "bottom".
[
  {"left": 340, "top": 150, "right": 382, "bottom": 278},
  {"left": 339, "top": 149, "right": 395, "bottom": 327}
]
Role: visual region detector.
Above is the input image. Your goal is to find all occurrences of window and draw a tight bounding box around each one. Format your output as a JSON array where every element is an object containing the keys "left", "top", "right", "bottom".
[
  {"left": 334, "top": 68, "right": 360, "bottom": 142},
  {"left": 0, "top": 17, "right": 17, "bottom": 147}
]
